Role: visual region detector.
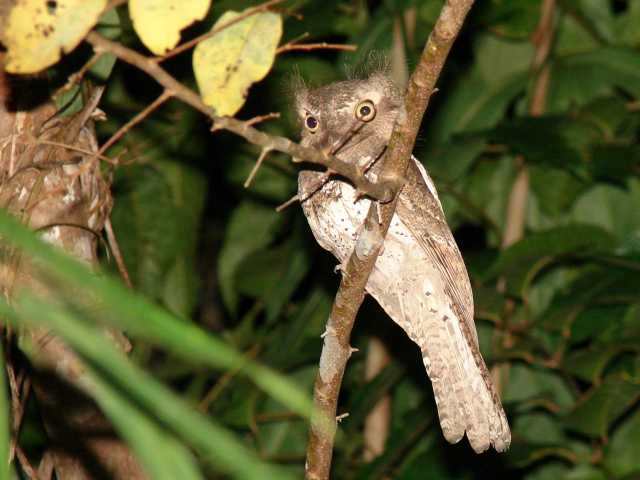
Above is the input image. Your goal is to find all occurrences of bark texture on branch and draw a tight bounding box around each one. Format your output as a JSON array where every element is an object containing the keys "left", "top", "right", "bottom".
[
  {"left": 304, "top": 1, "right": 475, "bottom": 478},
  {"left": 0, "top": 69, "right": 146, "bottom": 479}
]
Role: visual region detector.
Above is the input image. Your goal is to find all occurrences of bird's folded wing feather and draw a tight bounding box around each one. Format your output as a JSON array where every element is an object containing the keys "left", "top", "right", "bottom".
[
  {"left": 396, "top": 158, "right": 477, "bottom": 344},
  {"left": 394, "top": 158, "right": 511, "bottom": 452}
]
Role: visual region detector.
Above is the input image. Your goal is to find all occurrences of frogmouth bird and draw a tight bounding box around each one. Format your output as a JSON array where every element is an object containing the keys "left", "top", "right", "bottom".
[{"left": 293, "top": 71, "right": 511, "bottom": 453}]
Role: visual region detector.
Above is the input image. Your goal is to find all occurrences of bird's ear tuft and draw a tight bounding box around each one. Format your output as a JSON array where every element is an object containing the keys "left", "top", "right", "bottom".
[
  {"left": 284, "top": 67, "right": 309, "bottom": 117},
  {"left": 345, "top": 51, "right": 392, "bottom": 80}
]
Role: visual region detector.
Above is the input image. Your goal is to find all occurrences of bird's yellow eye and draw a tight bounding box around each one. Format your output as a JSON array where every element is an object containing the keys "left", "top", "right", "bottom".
[
  {"left": 355, "top": 100, "right": 376, "bottom": 122},
  {"left": 305, "top": 115, "right": 319, "bottom": 132}
]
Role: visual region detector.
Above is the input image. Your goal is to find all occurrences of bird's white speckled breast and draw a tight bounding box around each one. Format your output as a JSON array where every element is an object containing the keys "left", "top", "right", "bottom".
[{"left": 298, "top": 171, "right": 421, "bottom": 270}]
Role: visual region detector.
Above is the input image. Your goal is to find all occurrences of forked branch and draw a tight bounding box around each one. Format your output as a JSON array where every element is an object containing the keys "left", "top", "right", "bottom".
[{"left": 85, "top": 32, "right": 397, "bottom": 202}]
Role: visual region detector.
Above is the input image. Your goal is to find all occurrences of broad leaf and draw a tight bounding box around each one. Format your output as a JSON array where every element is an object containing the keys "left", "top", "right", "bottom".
[
  {"left": 193, "top": 10, "right": 282, "bottom": 116},
  {"left": 564, "top": 377, "right": 640, "bottom": 437},
  {"left": 3, "top": 0, "right": 107, "bottom": 73},
  {"left": 129, "top": 0, "right": 211, "bottom": 55}
]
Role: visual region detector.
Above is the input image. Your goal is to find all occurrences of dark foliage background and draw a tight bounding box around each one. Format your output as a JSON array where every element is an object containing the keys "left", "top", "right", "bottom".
[{"left": 11, "top": 0, "right": 640, "bottom": 478}]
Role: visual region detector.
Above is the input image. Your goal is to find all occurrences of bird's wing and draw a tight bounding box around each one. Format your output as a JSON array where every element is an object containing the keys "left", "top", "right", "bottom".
[
  {"left": 396, "top": 157, "right": 477, "bottom": 345},
  {"left": 376, "top": 157, "right": 510, "bottom": 452}
]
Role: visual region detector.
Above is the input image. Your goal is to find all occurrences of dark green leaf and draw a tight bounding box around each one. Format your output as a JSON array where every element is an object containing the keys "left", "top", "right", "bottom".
[
  {"left": 345, "top": 362, "right": 404, "bottom": 432},
  {"left": 603, "top": 408, "right": 640, "bottom": 478},
  {"left": 563, "top": 377, "right": 640, "bottom": 437},
  {"left": 218, "top": 201, "right": 284, "bottom": 314},
  {"left": 429, "top": 36, "right": 529, "bottom": 142},
  {"left": 590, "top": 145, "right": 640, "bottom": 184},
  {"left": 489, "top": 116, "right": 600, "bottom": 168},
  {"left": 563, "top": 347, "right": 624, "bottom": 383},
  {"left": 476, "top": 0, "right": 540, "bottom": 39},
  {"left": 549, "top": 47, "right": 640, "bottom": 111},
  {"left": 91, "top": 8, "right": 121, "bottom": 81},
  {"left": 571, "top": 181, "right": 640, "bottom": 247},
  {"left": 418, "top": 134, "right": 486, "bottom": 183},
  {"left": 225, "top": 152, "right": 295, "bottom": 202},
  {"left": 503, "top": 364, "right": 575, "bottom": 410},
  {"left": 484, "top": 224, "right": 617, "bottom": 282},
  {"left": 529, "top": 165, "right": 586, "bottom": 216},
  {"left": 235, "top": 234, "right": 310, "bottom": 323},
  {"left": 0, "top": 211, "right": 312, "bottom": 420},
  {"left": 563, "top": 464, "right": 607, "bottom": 480}
]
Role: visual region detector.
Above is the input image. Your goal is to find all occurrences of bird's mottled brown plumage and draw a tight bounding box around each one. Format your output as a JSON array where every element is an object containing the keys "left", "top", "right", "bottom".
[{"left": 294, "top": 72, "right": 511, "bottom": 453}]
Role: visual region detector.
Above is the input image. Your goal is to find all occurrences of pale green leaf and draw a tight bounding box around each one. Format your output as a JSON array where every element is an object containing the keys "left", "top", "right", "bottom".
[
  {"left": 4, "top": 0, "right": 107, "bottom": 73},
  {"left": 129, "top": 0, "right": 211, "bottom": 55},
  {"left": 193, "top": 10, "right": 283, "bottom": 116}
]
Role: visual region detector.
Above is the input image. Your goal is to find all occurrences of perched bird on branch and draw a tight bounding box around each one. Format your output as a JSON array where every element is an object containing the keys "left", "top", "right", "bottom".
[{"left": 293, "top": 69, "right": 511, "bottom": 453}]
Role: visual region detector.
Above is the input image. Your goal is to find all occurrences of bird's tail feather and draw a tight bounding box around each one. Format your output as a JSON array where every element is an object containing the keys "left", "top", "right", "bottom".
[{"left": 421, "top": 312, "right": 510, "bottom": 453}]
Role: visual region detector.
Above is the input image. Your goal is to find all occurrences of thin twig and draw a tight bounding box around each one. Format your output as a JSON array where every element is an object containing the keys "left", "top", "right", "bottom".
[
  {"left": 275, "top": 194, "right": 300, "bottom": 212},
  {"left": 304, "top": 1, "right": 476, "bottom": 478},
  {"left": 158, "top": 0, "right": 285, "bottom": 62},
  {"left": 15, "top": 445, "right": 38, "bottom": 480},
  {"left": 104, "top": 218, "right": 133, "bottom": 289},
  {"left": 278, "top": 32, "right": 311, "bottom": 48},
  {"left": 63, "top": 85, "right": 105, "bottom": 145},
  {"left": 437, "top": 180, "right": 501, "bottom": 239},
  {"left": 276, "top": 42, "right": 357, "bottom": 54},
  {"left": 85, "top": 32, "right": 398, "bottom": 202},
  {"left": 335, "top": 412, "right": 349, "bottom": 423},
  {"left": 106, "top": 0, "right": 128, "bottom": 11},
  {"left": 37, "top": 451, "right": 55, "bottom": 480},
  {"left": 244, "top": 148, "right": 272, "bottom": 188},
  {"left": 60, "top": 52, "right": 104, "bottom": 93},
  {"left": 276, "top": 170, "right": 332, "bottom": 212},
  {"left": 6, "top": 359, "right": 31, "bottom": 465},
  {"left": 6, "top": 361, "right": 25, "bottom": 463},
  {"left": 98, "top": 90, "right": 172, "bottom": 156},
  {"left": 37, "top": 140, "right": 118, "bottom": 165},
  {"left": 245, "top": 111, "right": 281, "bottom": 127},
  {"left": 198, "top": 345, "right": 260, "bottom": 412}
]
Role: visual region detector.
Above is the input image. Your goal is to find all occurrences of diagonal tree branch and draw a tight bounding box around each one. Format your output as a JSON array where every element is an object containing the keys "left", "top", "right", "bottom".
[
  {"left": 85, "top": 32, "right": 398, "bottom": 203},
  {"left": 304, "top": 1, "right": 475, "bottom": 478}
]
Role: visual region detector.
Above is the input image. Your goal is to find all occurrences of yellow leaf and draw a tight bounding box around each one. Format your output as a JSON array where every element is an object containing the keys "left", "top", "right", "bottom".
[
  {"left": 129, "top": 0, "right": 211, "bottom": 55},
  {"left": 3, "top": 0, "right": 107, "bottom": 74},
  {"left": 193, "top": 10, "right": 283, "bottom": 117}
]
